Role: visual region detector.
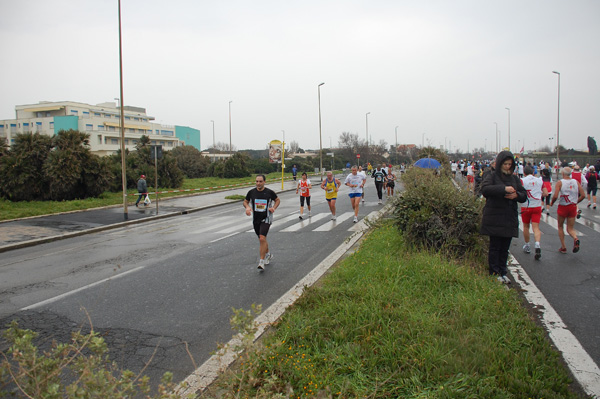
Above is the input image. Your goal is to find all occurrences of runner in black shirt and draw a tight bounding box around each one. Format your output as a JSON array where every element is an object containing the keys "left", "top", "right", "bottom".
[
  {"left": 372, "top": 165, "right": 387, "bottom": 204},
  {"left": 244, "top": 174, "right": 280, "bottom": 270}
]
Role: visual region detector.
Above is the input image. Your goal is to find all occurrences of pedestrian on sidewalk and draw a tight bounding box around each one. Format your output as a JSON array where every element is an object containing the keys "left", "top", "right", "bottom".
[
  {"left": 321, "top": 171, "right": 341, "bottom": 220},
  {"left": 585, "top": 166, "right": 598, "bottom": 209},
  {"left": 372, "top": 165, "right": 387, "bottom": 204},
  {"left": 292, "top": 165, "right": 298, "bottom": 182},
  {"left": 244, "top": 174, "right": 280, "bottom": 270},
  {"left": 551, "top": 167, "right": 586, "bottom": 254},
  {"left": 480, "top": 151, "right": 527, "bottom": 284},
  {"left": 296, "top": 172, "right": 312, "bottom": 219},
  {"left": 520, "top": 165, "right": 547, "bottom": 260},
  {"left": 135, "top": 174, "right": 148, "bottom": 207},
  {"left": 345, "top": 165, "right": 366, "bottom": 223}
]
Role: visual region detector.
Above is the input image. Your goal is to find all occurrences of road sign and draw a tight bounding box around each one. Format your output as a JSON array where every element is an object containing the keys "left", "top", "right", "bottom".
[
  {"left": 326, "top": 152, "right": 334, "bottom": 156},
  {"left": 356, "top": 154, "right": 360, "bottom": 158}
]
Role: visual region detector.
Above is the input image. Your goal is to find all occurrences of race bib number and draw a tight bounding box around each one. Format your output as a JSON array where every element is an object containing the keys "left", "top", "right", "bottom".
[
  {"left": 254, "top": 199, "right": 268, "bottom": 212},
  {"left": 327, "top": 188, "right": 334, "bottom": 193}
]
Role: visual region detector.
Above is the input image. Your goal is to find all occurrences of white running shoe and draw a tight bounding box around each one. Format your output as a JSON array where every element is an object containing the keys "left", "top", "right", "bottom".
[
  {"left": 257, "top": 261, "right": 265, "bottom": 270},
  {"left": 331, "top": 215, "right": 336, "bottom": 220},
  {"left": 308, "top": 211, "right": 311, "bottom": 217},
  {"left": 353, "top": 216, "right": 358, "bottom": 223},
  {"left": 299, "top": 215, "right": 303, "bottom": 220},
  {"left": 523, "top": 244, "right": 531, "bottom": 254},
  {"left": 264, "top": 253, "right": 273, "bottom": 265},
  {"left": 378, "top": 200, "right": 382, "bottom": 204}
]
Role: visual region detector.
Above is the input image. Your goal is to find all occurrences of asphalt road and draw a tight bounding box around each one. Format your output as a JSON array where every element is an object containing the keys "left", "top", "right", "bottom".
[{"left": 0, "top": 180, "right": 388, "bottom": 386}]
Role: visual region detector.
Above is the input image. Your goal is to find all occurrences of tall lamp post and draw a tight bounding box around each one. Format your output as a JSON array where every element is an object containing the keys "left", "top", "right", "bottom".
[
  {"left": 395, "top": 125, "right": 399, "bottom": 165},
  {"left": 318, "top": 82, "right": 325, "bottom": 181},
  {"left": 117, "top": 0, "right": 127, "bottom": 220},
  {"left": 494, "top": 122, "right": 498, "bottom": 153},
  {"left": 365, "top": 112, "right": 370, "bottom": 164},
  {"left": 210, "top": 120, "right": 215, "bottom": 162},
  {"left": 505, "top": 107, "right": 511, "bottom": 152},
  {"left": 228, "top": 101, "right": 232, "bottom": 155},
  {"left": 552, "top": 71, "right": 561, "bottom": 170}
]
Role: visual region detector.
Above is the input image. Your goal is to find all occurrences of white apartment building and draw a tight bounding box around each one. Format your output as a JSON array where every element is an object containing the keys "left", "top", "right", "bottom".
[{"left": 0, "top": 101, "right": 200, "bottom": 156}]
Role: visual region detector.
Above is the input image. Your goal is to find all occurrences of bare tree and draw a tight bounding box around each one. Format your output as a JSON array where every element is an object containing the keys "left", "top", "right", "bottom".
[
  {"left": 288, "top": 140, "right": 300, "bottom": 154},
  {"left": 210, "top": 141, "right": 237, "bottom": 152}
]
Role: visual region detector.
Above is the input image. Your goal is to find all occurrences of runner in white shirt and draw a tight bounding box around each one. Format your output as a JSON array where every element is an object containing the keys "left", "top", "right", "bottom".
[
  {"left": 357, "top": 165, "right": 367, "bottom": 204},
  {"left": 550, "top": 167, "right": 586, "bottom": 254},
  {"left": 345, "top": 165, "right": 366, "bottom": 223},
  {"left": 520, "top": 165, "right": 547, "bottom": 260}
]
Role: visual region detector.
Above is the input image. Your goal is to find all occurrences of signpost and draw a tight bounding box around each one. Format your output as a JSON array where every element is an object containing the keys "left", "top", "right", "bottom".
[
  {"left": 357, "top": 153, "right": 360, "bottom": 167},
  {"left": 151, "top": 145, "right": 162, "bottom": 214}
]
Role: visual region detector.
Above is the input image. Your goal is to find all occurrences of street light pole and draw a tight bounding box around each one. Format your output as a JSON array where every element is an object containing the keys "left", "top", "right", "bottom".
[
  {"left": 228, "top": 101, "right": 232, "bottom": 155},
  {"left": 117, "top": 0, "right": 128, "bottom": 221},
  {"left": 395, "top": 125, "right": 398, "bottom": 165},
  {"left": 552, "top": 70, "right": 561, "bottom": 170},
  {"left": 494, "top": 122, "right": 498, "bottom": 153},
  {"left": 318, "top": 82, "right": 325, "bottom": 181},
  {"left": 210, "top": 120, "right": 215, "bottom": 162},
  {"left": 365, "top": 112, "right": 370, "bottom": 164},
  {"left": 505, "top": 107, "right": 511, "bottom": 152}
]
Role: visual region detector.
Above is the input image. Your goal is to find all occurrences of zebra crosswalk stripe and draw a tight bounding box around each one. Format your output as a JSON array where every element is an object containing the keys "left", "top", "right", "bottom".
[
  {"left": 280, "top": 213, "right": 329, "bottom": 232},
  {"left": 313, "top": 212, "right": 355, "bottom": 231}
]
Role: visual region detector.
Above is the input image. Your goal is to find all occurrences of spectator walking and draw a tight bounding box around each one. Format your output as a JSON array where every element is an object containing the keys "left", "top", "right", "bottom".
[
  {"left": 296, "top": 172, "right": 312, "bottom": 219},
  {"left": 135, "top": 174, "right": 148, "bottom": 207},
  {"left": 292, "top": 165, "right": 298, "bottom": 182},
  {"left": 585, "top": 166, "right": 598, "bottom": 209},
  {"left": 521, "top": 165, "right": 547, "bottom": 260},
  {"left": 550, "top": 167, "right": 586, "bottom": 254},
  {"left": 321, "top": 171, "right": 341, "bottom": 220},
  {"left": 244, "top": 174, "right": 281, "bottom": 270},
  {"left": 345, "top": 165, "right": 366, "bottom": 223},
  {"left": 480, "top": 151, "right": 527, "bottom": 283}
]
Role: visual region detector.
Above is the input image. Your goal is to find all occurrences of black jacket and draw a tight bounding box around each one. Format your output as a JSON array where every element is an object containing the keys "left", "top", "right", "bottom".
[{"left": 480, "top": 151, "right": 527, "bottom": 237}]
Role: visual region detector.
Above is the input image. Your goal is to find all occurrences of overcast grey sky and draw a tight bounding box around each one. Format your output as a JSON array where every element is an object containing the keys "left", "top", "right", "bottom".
[{"left": 1, "top": 0, "right": 599, "bottom": 154}]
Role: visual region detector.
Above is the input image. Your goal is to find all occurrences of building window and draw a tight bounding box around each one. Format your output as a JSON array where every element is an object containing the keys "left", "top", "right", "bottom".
[
  {"left": 111, "top": 138, "right": 118, "bottom": 145},
  {"left": 0, "top": 124, "right": 4, "bottom": 134},
  {"left": 125, "top": 116, "right": 131, "bottom": 121},
  {"left": 10, "top": 124, "right": 17, "bottom": 133},
  {"left": 125, "top": 139, "right": 129, "bottom": 145},
  {"left": 104, "top": 114, "right": 111, "bottom": 118},
  {"left": 94, "top": 112, "right": 101, "bottom": 117},
  {"left": 36, "top": 122, "right": 42, "bottom": 132},
  {"left": 85, "top": 124, "right": 93, "bottom": 131},
  {"left": 23, "top": 123, "right": 30, "bottom": 131},
  {"left": 134, "top": 117, "right": 139, "bottom": 121},
  {"left": 70, "top": 110, "right": 78, "bottom": 115},
  {"left": 98, "top": 135, "right": 102, "bottom": 144},
  {"left": 83, "top": 111, "right": 90, "bottom": 118},
  {"left": 108, "top": 126, "right": 116, "bottom": 132},
  {"left": 49, "top": 122, "right": 54, "bottom": 129},
  {"left": 133, "top": 140, "right": 138, "bottom": 145},
  {"left": 98, "top": 125, "right": 105, "bottom": 131}
]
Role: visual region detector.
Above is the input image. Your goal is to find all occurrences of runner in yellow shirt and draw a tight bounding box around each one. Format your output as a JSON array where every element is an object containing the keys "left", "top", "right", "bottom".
[{"left": 320, "top": 171, "right": 342, "bottom": 220}]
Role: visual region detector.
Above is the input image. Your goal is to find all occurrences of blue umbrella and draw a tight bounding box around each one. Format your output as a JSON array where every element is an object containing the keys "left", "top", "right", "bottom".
[{"left": 414, "top": 158, "right": 441, "bottom": 169}]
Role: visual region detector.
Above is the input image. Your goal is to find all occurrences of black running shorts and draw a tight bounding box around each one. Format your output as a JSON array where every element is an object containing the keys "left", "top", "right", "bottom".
[{"left": 253, "top": 221, "right": 271, "bottom": 237}]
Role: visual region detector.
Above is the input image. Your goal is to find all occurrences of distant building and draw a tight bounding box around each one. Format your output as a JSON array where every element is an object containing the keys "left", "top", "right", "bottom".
[{"left": 0, "top": 100, "right": 200, "bottom": 156}]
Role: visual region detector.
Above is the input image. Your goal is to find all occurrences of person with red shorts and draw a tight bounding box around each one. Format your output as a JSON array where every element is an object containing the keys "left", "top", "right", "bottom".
[
  {"left": 520, "top": 165, "right": 547, "bottom": 260},
  {"left": 550, "top": 167, "right": 586, "bottom": 254}
]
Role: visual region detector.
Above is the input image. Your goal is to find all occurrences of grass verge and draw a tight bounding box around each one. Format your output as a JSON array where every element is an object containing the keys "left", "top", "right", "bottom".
[{"left": 204, "top": 222, "right": 579, "bottom": 398}]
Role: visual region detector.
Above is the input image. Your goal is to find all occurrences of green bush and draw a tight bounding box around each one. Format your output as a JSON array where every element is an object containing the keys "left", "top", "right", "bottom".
[
  {"left": 0, "top": 321, "right": 185, "bottom": 398},
  {"left": 393, "top": 167, "right": 485, "bottom": 259}
]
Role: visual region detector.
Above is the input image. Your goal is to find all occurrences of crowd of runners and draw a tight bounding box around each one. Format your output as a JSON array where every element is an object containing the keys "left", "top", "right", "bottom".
[
  {"left": 453, "top": 155, "right": 599, "bottom": 284},
  {"left": 243, "top": 164, "right": 397, "bottom": 271}
]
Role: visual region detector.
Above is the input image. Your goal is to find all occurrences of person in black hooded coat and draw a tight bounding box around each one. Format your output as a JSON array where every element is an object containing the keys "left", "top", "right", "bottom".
[{"left": 480, "top": 151, "right": 527, "bottom": 282}]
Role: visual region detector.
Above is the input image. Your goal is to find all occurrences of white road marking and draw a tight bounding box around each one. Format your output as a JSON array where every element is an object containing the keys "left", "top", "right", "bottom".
[
  {"left": 209, "top": 232, "right": 240, "bottom": 243},
  {"left": 20, "top": 266, "right": 145, "bottom": 311},
  {"left": 280, "top": 213, "right": 329, "bottom": 232},
  {"left": 313, "top": 212, "right": 355, "bottom": 231},
  {"left": 508, "top": 257, "right": 600, "bottom": 397},
  {"left": 539, "top": 215, "right": 585, "bottom": 236}
]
